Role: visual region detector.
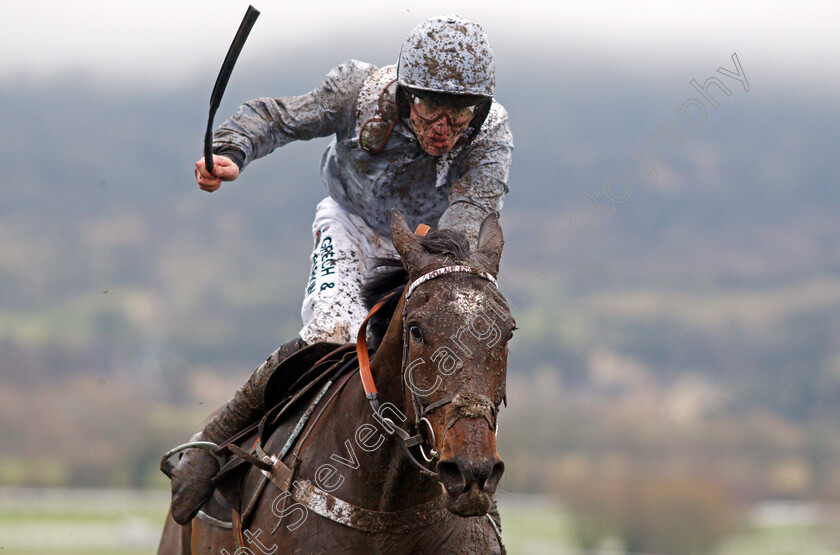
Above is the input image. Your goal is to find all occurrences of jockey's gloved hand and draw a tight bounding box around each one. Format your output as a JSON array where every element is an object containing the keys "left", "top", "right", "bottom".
[{"left": 169, "top": 433, "right": 221, "bottom": 525}]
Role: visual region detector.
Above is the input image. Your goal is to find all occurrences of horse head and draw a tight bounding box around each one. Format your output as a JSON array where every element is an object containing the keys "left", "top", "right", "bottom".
[{"left": 385, "top": 210, "right": 514, "bottom": 517}]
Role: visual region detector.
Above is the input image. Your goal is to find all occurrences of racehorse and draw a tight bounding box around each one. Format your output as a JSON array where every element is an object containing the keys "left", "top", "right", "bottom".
[{"left": 158, "top": 210, "right": 514, "bottom": 554}]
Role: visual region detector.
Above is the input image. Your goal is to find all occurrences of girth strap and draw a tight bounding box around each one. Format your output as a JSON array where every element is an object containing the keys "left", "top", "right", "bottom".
[{"left": 290, "top": 479, "right": 448, "bottom": 533}]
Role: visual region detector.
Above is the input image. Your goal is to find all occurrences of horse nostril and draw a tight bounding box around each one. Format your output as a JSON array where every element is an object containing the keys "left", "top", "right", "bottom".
[
  {"left": 436, "top": 459, "right": 466, "bottom": 495},
  {"left": 470, "top": 458, "right": 503, "bottom": 490},
  {"left": 485, "top": 460, "right": 505, "bottom": 494}
]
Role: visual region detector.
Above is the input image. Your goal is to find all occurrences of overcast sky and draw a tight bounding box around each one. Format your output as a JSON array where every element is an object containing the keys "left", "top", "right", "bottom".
[{"left": 1, "top": 0, "right": 837, "bottom": 93}]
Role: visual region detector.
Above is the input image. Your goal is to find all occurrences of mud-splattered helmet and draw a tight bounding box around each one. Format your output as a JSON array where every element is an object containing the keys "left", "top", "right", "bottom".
[
  {"left": 395, "top": 15, "right": 495, "bottom": 139},
  {"left": 397, "top": 14, "right": 495, "bottom": 98}
]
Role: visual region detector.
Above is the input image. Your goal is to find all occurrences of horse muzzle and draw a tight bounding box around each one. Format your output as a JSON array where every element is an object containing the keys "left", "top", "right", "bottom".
[
  {"left": 436, "top": 454, "right": 504, "bottom": 516},
  {"left": 425, "top": 392, "right": 504, "bottom": 516}
]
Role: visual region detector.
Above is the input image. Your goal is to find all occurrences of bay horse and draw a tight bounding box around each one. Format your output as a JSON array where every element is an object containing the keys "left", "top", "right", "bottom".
[{"left": 159, "top": 210, "right": 515, "bottom": 554}]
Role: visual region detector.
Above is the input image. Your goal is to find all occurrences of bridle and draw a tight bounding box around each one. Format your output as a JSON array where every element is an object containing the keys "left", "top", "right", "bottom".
[{"left": 356, "top": 263, "right": 501, "bottom": 478}]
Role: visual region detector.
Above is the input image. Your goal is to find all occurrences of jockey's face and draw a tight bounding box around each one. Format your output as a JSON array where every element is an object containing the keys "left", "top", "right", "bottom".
[{"left": 407, "top": 94, "right": 476, "bottom": 156}]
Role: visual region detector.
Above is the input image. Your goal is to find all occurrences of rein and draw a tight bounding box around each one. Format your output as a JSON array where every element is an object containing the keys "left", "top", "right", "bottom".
[{"left": 356, "top": 255, "right": 500, "bottom": 478}]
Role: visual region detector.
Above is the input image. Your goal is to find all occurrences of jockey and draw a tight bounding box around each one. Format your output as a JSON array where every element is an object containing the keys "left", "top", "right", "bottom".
[{"left": 171, "top": 15, "right": 513, "bottom": 524}]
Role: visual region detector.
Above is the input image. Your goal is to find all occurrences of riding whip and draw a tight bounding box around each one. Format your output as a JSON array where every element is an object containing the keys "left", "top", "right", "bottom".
[{"left": 204, "top": 5, "right": 260, "bottom": 174}]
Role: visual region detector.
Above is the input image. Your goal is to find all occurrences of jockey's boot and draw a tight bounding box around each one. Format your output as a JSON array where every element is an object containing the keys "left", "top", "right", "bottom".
[{"left": 169, "top": 337, "right": 307, "bottom": 525}]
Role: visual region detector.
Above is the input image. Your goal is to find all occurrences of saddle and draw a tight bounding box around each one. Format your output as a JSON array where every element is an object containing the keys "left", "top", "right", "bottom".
[
  {"left": 263, "top": 341, "right": 347, "bottom": 410},
  {"left": 201, "top": 341, "right": 360, "bottom": 526}
]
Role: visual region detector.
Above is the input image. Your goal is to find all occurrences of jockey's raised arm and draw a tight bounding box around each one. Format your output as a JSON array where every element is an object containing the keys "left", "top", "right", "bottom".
[
  {"left": 200, "top": 62, "right": 512, "bottom": 246},
  {"left": 209, "top": 60, "right": 376, "bottom": 169}
]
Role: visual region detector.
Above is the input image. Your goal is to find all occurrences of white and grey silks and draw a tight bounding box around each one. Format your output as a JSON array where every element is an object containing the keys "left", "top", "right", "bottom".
[{"left": 211, "top": 62, "right": 513, "bottom": 343}]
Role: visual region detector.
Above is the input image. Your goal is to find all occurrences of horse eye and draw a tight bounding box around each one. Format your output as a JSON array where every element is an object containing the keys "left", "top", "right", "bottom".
[
  {"left": 507, "top": 327, "right": 517, "bottom": 341},
  {"left": 409, "top": 324, "right": 423, "bottom": 342}
]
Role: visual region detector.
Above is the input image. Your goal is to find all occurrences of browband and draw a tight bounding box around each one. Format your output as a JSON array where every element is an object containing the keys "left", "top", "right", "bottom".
[{"left": 405, "top": 265, "right": 497, "bottom": 300}]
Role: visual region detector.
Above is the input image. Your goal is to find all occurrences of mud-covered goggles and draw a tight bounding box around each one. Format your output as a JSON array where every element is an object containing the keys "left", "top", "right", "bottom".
[{"left": 407, "top": 93, "right": 478, "bottom": 127}]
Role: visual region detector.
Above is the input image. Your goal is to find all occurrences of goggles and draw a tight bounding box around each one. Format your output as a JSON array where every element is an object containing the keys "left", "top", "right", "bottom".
[{"left": 407, "top": 93, "right": 478, "bottom": 127}]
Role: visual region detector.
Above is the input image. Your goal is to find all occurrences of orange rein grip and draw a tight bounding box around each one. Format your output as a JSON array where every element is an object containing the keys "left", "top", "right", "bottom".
[{"left": 356, "top": 296, "right": 391, "bottom": 396}]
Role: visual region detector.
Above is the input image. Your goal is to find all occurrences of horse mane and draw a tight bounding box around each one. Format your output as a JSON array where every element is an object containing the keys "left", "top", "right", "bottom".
[{"left": 361, "top": 229, "right": 471, "bottom": 352}]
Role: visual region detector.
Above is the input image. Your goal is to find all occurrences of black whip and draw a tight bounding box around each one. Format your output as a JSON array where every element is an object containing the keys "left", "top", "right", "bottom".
[{"left": 204, "top": 5, "right": 260, "bottom": 173}]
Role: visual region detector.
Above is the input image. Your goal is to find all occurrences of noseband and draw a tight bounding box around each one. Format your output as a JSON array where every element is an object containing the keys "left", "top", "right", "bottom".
[{"left": 357, "top": 264, "right": 500, "bottom": 478}]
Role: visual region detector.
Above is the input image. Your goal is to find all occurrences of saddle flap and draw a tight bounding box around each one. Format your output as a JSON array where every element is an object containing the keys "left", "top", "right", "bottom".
[
  {"left": 262, "top": 343, "right": 358, "bottom": 442},
  {"left": 211, "top": 342, "right": 360, "bottom": 526},
  {"left": 263, "top": 341, "right": 344, "bottom": 409}
]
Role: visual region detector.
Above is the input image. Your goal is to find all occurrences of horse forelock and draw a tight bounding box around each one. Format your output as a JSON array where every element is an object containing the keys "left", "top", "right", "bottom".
[{"left": 362, "top": 229, "right": 472, "bottom": 352}]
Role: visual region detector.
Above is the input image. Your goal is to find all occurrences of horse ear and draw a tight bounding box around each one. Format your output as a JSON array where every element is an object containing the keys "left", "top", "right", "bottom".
[
  {"left": 476, "top": 212, "right": 504, "bottom": 275},
  {"left": 390, "top": 209, "right": 425, "bottom": 274}
]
